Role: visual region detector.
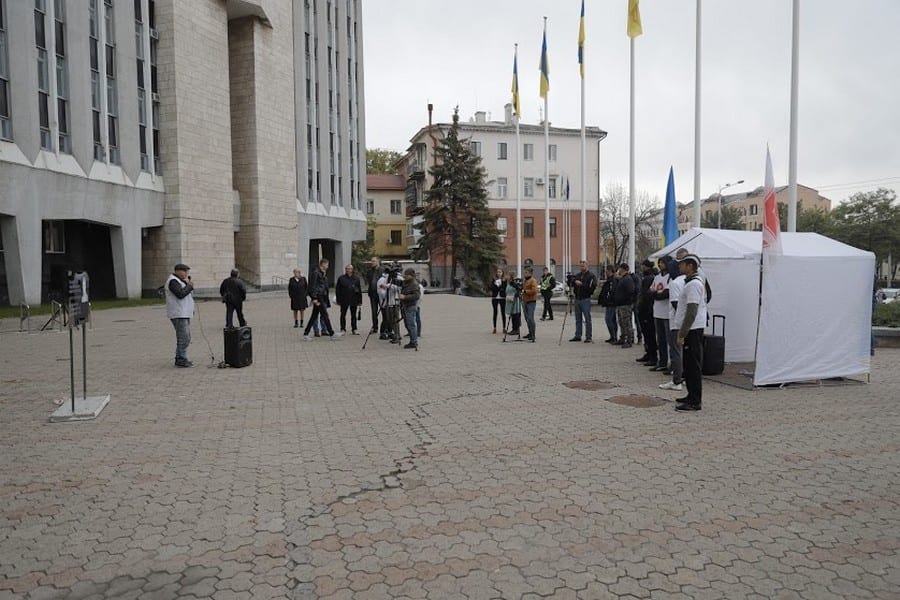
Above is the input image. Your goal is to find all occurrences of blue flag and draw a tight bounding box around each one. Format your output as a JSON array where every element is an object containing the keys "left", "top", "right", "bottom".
[{"left": 663, "top": 167, "right": 679, "bottom": 245}]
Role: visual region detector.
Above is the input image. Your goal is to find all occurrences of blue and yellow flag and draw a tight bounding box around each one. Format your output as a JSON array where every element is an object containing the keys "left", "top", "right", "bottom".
[
  {"left": 539, "top": 25, "right": 550, "bottom": 98},
  {"left": 511, "top": 48, "right": 521, "bottom": 118},
  {"left": 663, "top": 167, "right": 679, "bottom": 245},
  {"left": 578, "top": 0, "right": 585, "bottom": 78},
  {"left": 627, "top": 0, "right": 643, "bottom": 38}
]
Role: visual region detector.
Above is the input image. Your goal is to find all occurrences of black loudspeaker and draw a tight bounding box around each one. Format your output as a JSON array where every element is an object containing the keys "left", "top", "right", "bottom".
[
  {"left": 224, "top": 326, "right": 253, "bottom": 368},
  {"left": 702, "top": 315, "right": 725, "bottom": 376}
]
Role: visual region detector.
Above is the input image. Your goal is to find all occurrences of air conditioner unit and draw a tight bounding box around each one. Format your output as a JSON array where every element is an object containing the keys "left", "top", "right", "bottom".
[
  {"left": 535, "top": 178, "right": 545, "bottom": 185},
  {"left": 151, "top": 92, "right": 160, "bottom": 103}
]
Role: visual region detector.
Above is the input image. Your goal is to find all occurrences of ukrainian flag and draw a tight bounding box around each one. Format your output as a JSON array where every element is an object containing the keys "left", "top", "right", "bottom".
[
  {"left": 539, "top": 26, "right": 550, "bottom": 98},
  {"left": 627, "top": 0, "right": 643, "bottom": 38},
  {"left": 511, "top": 49, "right": 521, "bottom": 118},
  {"left": 578, "top": 0, "right": 585, "bottom": 78}
]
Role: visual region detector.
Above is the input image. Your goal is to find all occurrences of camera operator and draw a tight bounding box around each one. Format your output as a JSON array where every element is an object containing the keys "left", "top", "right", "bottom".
[
  {"left": 398, "top": 268, "right": 421, "bottom": 349},
  {"left": 504, "top": 269, "right": 522, "bottom": 336},
  {"left": 165, "top": 263, "right": 196, "bottom": 368},
  {"left": 521, "top": 267, "right": 539, "bottom": 342},
  {"left": 569, "top": 260, "right": 597, "bottom": 343},
  {"left": 377, "top": 265, "right": 402, "bottom": 343}
]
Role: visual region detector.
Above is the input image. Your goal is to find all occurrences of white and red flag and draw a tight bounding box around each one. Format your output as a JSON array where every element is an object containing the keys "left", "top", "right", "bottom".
[{"left": 762, "top": 146, "right": 782, "bottom": 256}]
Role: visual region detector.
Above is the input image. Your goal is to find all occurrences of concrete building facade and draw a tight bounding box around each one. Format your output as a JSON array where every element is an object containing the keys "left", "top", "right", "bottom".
[
  {"left": 365, "top": 174, "right": 408, "bottom": 260},
  {"left": 397, "top": 106, "right": 607, "bottom": 283},
  {"left": 0, "top": 0, "right": 365, "bottom": 306}
]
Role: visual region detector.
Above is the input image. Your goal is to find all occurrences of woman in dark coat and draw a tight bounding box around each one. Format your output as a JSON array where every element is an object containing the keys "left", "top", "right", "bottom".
[{"left": 288, "top": 268, "right": 309, "bottom": 327}]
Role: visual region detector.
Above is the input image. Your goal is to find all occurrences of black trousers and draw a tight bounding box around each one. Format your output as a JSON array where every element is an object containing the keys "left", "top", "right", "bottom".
[
  {"left": 541, "top": 292, "right": 554, "bottom": 319},
  {"left": 339, "top": 304, "right": 358, "bottom": 332},
  {"left": 369, "top": 294, "right": 380, "bottom": 331},
  {"left": 304, "top": 302, "right": 334, "bottom": 336},
  {"left": 225, "top": 302, "right": 246, "bottom": 329},
  {"left": 683, "top": 328, "right": 705, "bottom": 406},
  {"left": 492, "top": 298, "right": 506, "bottom": 328},
  {"left": 638, "top": 310, "right": 657, "bottom": 360}
]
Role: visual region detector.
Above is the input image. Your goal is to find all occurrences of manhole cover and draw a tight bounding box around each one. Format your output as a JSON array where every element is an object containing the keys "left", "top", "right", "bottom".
[
  {"left": 606, "top": 394, "right": 668, "bottom": 408},
  {"left": 564, "top": 380, "right": 617, "bottom": 390}
]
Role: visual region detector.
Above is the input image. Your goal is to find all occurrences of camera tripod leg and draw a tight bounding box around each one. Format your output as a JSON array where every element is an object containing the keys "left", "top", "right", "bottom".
[{"left": 558, "top": 295, "right": 574, "bottom": 346}]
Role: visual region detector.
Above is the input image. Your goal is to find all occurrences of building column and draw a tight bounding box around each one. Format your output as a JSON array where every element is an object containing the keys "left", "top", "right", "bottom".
[
  {"left": 110, "top": 224, "right": 142, "bottom": 299},
  {"left": 1, "top": 215, "right": 42, "bottom": 305}
]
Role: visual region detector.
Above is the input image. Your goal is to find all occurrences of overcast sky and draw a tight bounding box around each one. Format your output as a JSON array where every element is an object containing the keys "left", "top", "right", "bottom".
[{"left": 361, "top": 0, "right": 900, "bottom": 207}]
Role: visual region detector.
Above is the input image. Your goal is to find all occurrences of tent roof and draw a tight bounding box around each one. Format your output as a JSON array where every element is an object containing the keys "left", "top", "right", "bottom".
[{"left": 650, "top": 228, "right": 874, "bottom": 261}]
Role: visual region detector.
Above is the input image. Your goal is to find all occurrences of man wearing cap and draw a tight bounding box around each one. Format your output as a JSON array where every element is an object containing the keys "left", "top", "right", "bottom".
[
  {"left": 612, "top": 263, "right": 636, "bottom": 349},
  {"left": 165, "top": 263, "right": 196, "bottom": 368},
  {"left": 672, "top": 254, "right": 707, "bottom": 411}
]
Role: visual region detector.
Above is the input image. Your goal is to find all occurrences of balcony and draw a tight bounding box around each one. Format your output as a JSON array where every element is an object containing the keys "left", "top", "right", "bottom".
[{"left": 406, "top": 162, "right": 425, "bottom": 178}]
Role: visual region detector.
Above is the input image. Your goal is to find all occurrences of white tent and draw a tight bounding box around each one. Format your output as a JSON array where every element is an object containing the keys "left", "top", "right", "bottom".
[{"left": 651, "top": 228, "right": 875, "bottom": 386}]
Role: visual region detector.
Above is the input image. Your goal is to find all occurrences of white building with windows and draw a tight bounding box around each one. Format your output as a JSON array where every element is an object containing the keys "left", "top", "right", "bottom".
[
  {"left": 0, "top": 0, "right": 365, "bottom": 306},
  {"left": 397, "top": 106, "right": 607, "bottom": 280}
]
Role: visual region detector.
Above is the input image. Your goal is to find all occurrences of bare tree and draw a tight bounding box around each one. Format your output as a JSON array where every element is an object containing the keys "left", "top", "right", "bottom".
[{"left": 599, "top": 183, "right": 660, "bottom": 266}]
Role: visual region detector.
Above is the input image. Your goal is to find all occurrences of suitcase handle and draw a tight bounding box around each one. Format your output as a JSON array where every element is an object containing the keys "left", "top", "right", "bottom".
[{"left": 711, "top": 314, "right": 725, "bottom": 336}]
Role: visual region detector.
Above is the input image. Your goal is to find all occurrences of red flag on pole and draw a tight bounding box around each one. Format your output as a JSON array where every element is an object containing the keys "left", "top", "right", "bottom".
[{"left": 762, "top": 146, "right": 782, "bottom": 255}]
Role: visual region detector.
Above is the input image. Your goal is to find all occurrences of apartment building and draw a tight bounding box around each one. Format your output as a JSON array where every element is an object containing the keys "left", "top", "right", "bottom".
[
  {"left": 0, "top": 0, "right": 365, "bottom": 306},
  {"left": 396, "top": 105, "right": 607, "bottom": 282},
  {"left": 365, "top": 174, "right": 408, "bottom": 260}
]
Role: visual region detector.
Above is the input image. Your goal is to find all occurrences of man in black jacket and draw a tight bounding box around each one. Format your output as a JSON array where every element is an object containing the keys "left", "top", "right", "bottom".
[
  {"left": 613, "top": 263, "right": 636, "bottom": 348},
  {"left": 635, "top": 259, "right": 659, "bottom": 364},
  {"left": 219, "top": 269, "right": 247, "bottom": 329},
  {"left": 366, "top": 257, "right": 381, "bottom": 334},
  {"left": 335, "top": 264, "right": 363, "bottom": 335},
  {"left": 303, "top": 259, "right": 339, "bottom": 339},
  {"left": 598, "top": 265, "right": 618, "bottom": 343}
]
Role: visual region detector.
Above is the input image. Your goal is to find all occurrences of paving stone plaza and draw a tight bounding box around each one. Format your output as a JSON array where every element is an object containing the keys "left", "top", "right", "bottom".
[{"left": 1, "top": 295, "right": 899, "bottom": 599}]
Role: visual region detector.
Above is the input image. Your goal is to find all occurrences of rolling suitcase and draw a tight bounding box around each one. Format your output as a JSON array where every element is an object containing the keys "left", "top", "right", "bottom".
[{"left": 702, "top": 315, "right": 725, "bottom": 376}]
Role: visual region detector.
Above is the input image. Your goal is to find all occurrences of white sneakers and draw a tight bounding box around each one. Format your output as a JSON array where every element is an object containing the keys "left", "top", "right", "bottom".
[
  {"left": 303, "top": 335, "right": 312, "bottom": 341},
  {"left": 659, "top": 381, "right": 684, "bottom": 391}
]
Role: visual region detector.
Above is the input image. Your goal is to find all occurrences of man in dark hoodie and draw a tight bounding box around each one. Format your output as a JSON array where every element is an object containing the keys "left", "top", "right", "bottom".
[
  {"left": 219, "top": 269, "right": 247, "bottom": 329},
  {"left": 598, "top": 264, "right": 618, "bottom": 343},
  {"left": 613, "top": 263, "right": 636, "bottom": 348},
  {"left": 635, "top": 259, "right": 658, "bottom": 365}
]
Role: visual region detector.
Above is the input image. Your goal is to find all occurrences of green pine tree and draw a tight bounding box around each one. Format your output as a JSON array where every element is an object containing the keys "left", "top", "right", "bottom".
[{"left": 414, "top": 107, "right": 502, "bottom": 295}]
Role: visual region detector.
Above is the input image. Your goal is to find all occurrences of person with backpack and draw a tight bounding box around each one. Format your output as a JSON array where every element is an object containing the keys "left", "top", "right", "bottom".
[{"left": 613, "top": 263, "right": 636, "bottom": 348}]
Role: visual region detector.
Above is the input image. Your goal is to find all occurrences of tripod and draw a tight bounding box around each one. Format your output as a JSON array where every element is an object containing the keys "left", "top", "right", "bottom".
[
  {"left": 502, "top": 291, "right": 524, "bottom": 343},
  {"left": 558, "top": 292, "right": 575, "bottom": 346}
]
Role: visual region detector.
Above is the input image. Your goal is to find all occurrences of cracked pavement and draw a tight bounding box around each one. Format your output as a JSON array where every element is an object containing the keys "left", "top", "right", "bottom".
[{"left": 1, "top": 294, "right": 899, "bottom": 599}]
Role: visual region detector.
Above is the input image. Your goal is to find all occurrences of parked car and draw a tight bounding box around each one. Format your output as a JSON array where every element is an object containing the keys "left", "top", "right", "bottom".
[{"left": 876, "top": 288, "right": 899, "bottom": 304}]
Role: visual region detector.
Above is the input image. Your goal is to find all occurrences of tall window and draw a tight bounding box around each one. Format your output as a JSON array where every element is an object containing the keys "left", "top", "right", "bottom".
[
  {"left": 104, "top": 0, "right": 119, "bottom": 164},
  {"left": 390, "top": 199, "right": 402, "bottom": 214},
  {"left": 89, "top": 0, "right": 103, "bottom": 159},
  {"left": 548, "top": 177, "right": 557, "bottom": 199},
  {"left": 523, "top": 143, "right": 534, "bottom": 161},
  {"left": 389, "top": 230, "right": 402, "bottom": 245},
  {"left": 35, "top": 0, "right": 51, "bottom": 149},
  {"left": 469, "top": 141, "right": 481, "bottom": 157},
  {"left": 54, "top": 0, "right": 69, "bottom": 152},
  {"left": 366, "top": 199, "right": 374, "bottom": 214},
  {"left": 496, "top": 217, "right": 507, "bottom": 232},
  {"left": 497, "top": 142, "right": 507, "bottom": 160},
  {"left": 0, "top": 0, "right": 11, "bottom": 140},
  {"left": 523, "top": 217, "right": 534, "bottom": 238},
  {"left": 548, "top": 144, "right": 557, "bottom": 161},
  {"left": 497, "top": 177, "right": 507, "bottom": 199},
  {"left": 43, "top": 220, "right": 65, "bottom": 253},
  {"left": 149, "top": 0, "right": 160, "bottom": 172},
  {"left": 135, "top": 0, "right": 148, "bottom": 170},
  {"left": 549, "top": 217, "right": 557, "bottom": 238},
  {"left": 524, "top": 177, "right": 534, "bottom": 198}
]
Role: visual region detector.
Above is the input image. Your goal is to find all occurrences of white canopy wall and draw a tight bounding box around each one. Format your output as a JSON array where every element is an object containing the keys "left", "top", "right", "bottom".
[
  {"left": 754, "top": 234, "right": 874, "bottom": 386},
  {"left": 651, "top": 229, "right": 762, "bottom": 362}
]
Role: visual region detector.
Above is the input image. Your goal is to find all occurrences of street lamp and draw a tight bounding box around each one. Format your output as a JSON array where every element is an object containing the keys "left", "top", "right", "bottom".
[{"left": 717, "top": 179, "right": 745, "bottom": 229}]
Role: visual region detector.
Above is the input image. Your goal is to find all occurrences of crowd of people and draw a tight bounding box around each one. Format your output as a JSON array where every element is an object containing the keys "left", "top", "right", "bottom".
[
  {"left": 487, "top": 250, "right": 709, "bottom": 412},
  {"left": 161, "top": 251, "right": 709, "bottom": 410}
]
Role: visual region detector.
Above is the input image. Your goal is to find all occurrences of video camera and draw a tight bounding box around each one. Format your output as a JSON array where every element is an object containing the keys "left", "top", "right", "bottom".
[
  {"left": 510, "top": 277, "right": 523, "bottom": 296},
  {"left": 382, "top": 262, "right": 403, "bottom": 286}
]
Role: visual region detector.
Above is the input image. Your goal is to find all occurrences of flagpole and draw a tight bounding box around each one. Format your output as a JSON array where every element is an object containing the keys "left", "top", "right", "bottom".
[
  {"left": 514, "top": 44, "right": 522, "bottom": 278},
  {"left": 787, "top": 0, "right": 799, "bottom": 232},
  {"left": 693, "top": 0, "right": 702, "bottom": 227},
  {"left": 543, "top": 17, "right": 551, "bottom": 271},
  {"left": 628, "top": 36, "right": 636, "bottom": 267},
  {"left": 579, "top": 3, "right": 587, "bottom": 263}
]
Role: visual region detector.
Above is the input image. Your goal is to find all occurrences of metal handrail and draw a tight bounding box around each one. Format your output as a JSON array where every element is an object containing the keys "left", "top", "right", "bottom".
[{"left": 271, "top": 275, "right": 289, "bottom": 288}]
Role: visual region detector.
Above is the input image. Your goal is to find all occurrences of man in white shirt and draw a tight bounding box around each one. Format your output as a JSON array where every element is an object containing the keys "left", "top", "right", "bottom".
[
  {"left": 659, "top": 262, "right": 685, "bottom": 392},
  {"left": 650, "top": 257, "right": 672, "bottom": 372},
  {"left": 672, "top": 254, "right": 708, "bottom": 411}
]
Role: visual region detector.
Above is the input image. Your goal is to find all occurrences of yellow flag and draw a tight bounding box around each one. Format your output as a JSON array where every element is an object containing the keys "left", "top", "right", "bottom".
[{"left": 627, "top": 0, "right": 643, "bottom": 38}]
